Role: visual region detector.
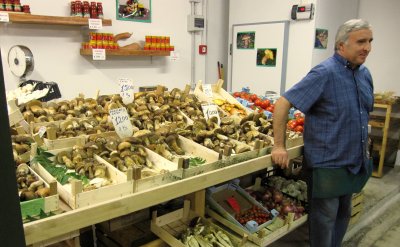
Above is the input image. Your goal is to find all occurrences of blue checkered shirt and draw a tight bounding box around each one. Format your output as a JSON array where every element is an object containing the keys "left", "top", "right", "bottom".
[{"left": 283, "top": 53, "right": 374, "bottom": 174}]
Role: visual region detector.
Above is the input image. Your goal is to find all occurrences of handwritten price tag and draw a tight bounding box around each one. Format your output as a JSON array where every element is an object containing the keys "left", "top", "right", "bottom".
[
  {"left": 88, "top": 18, "right": 103, "bottom": 29},
  {"left": 92, "top": 49, "right": 106, "bottom": 60},
  {"left": 38, "top": 126, "right": 47, "bottom": 138},
  {"left": 109, "top": 107, "right": 134, "bottom": 138},
  {"left": 203, "top": 84, "right": 213, "bottom": 97},
  {"left": 201, "top": 103, "right": 220, "bottom": 125},
  {"left": 118, "top": 78, "right": 134, "bottom": 105},
  {"left": 0, "top": 12, "right": 10, "bottom": 22}
]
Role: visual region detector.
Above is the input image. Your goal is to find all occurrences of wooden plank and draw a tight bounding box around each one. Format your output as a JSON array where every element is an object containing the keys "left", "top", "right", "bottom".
[
  {"left": 23, "top": 146, "right": 302, "bottom": 245},
  {"left": 80, "top": 49, "right": 170, "bottom": 56},
  {"left": 8, "top": 13, "right": 112, "bottom": 26}
]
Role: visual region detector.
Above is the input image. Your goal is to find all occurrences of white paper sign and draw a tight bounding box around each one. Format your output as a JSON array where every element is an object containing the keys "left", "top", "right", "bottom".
[
  {"left": 109, "top": 107, "right": 134, "bottom": 138},
  {"left": 38, "top": 126, "right": 47, "bottom": 138},
  {"left": 201, "top": 103, "right": 221, "bottom": 125},
  {"left": 203, "top": 84, "right": 213, "bottom": 98},
  {"left": 18, "top": 120, "right": 30, "bottom": 133},
  {"left": 118, "top": 78, "right": 135, "bottom": 105},
  {"left": 0, "top": 12, "right": 10, "bottom": 22},
  {"left": 92, "top": 49, "right": 106, "bottom": 60},
  {"left": 88, "top": 18, "right": 103, "bottom": 29}
]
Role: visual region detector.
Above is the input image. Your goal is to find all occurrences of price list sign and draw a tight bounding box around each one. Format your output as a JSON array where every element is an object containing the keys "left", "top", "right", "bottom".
[
  {"left": 109, "top": 107, "right": 134, "bottom": 138},
  {"left": 119, "top": 78, "right": 134, "bottom": 105},
  {"left": 201, "top": 103, "right": 221, "bottom": 125}
]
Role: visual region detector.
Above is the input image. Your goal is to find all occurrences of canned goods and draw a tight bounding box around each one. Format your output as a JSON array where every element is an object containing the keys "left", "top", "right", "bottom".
[
  {"left": 89, "top": 32, "right": 97, "bottom": 41},
  {"left": 151, "top": 36, "right": 157, "bottom": 44},
  {"left": 89, "top": 40, "right": 97, "bottom": 49},
  {"left": 96, "top": 40, "right": 103, "bottom": 49},
  {"left": 96, "top": 33, "right": 103, "bottom": 41}
]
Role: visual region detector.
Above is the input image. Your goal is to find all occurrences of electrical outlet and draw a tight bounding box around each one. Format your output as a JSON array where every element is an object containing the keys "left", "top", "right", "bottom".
[{"left": 199, "top": 45, "right": 207, "bottom": 54}]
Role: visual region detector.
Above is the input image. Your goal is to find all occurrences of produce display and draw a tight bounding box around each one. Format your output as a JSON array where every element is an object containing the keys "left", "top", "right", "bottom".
[
  {"left": 180, "top": 217, "right": 235, "bottom": 247},
  {"left": 17, "top": 163, "right": 50, "bottom": 202},
  {"left": 234, "top": 205, "right": 272, "bottom": 226},
  {"left": 11, "top": 135, "right": 33, "bottom": 165}
]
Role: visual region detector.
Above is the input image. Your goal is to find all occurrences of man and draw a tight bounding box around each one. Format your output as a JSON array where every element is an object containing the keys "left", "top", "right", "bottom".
[{"left": 272, "top": 19, "right": 374, "bottom": 247}]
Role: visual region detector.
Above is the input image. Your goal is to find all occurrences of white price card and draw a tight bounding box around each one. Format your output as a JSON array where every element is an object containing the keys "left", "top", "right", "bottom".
[
  {"left": 0, "top": 12, "right": 10, "bottom": 22},
  {"left": 118, "top": 78, "right": 135, "bottom": 105},
  {"left": 19, "top": 120, "right": 30, "bottom": 133},
  {"left": 201, "top": 103, "right": 220, "bottom": 125},
  {"left": 88, "top": 18, "right": 103, "bottom": 29},
  {"left": 203, "top": 84, "right": 213, "bottom": 97},
  {"left": 92, "top": 49, "right": 106, "bottom": 60},
  {"left": 109, "top": 107, "right": 134, "bottom": 138},
  {"left": 38, "top": 126, "right": 47, "bottom": 138}
]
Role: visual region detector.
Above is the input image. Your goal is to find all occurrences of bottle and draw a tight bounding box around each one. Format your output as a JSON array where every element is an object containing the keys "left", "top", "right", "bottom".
[
  {"left": 70, "top": 1, "right": 76, "bottom": 16},
  {"left": 13, "top": 0, "right": 22, "bottom": 12}
]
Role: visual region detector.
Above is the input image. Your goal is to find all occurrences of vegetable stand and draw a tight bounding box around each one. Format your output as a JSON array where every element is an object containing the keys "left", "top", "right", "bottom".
[{"left": 23, "top": 145, "right": 303, "bottom": 245}]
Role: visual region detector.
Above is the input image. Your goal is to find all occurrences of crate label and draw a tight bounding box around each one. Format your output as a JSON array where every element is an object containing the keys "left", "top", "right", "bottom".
[
  {"left": 38, "top": 126, "right": 47, "bottom": 138},
  {"left": 118, "top": 78, "right": 135, "bottom": 105},
  {"left": 88, "top": 18, "right": 102, "bottom": 29},
  {"left": 201, "top": 103, "right": 220, "bottom": 125},
  {"left": 92, "top": 49, "right": 106, "bottom": 60},
  {"left": 109, "top": 107, "right": 133, "bottom": 138},
  {"left": 203, "top": 84, "right": 213, "bottom": 97},
  {"left": 20, "top": 198, "right": 45, "bottom": 218}
]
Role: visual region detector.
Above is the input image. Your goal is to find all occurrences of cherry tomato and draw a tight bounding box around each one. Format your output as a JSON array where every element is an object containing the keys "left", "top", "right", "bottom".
[
  {"left": 233, "top": 92, "right": 241, "bottom": 98},
  {"left": 266, "top": 105, "right": 274, "bottom": 113},
  {"left": 294, "top": 125, "right": 304, "bottom": 133},
  {"left": 254, "top": 99, "right": 262, "bottom": 107},
  {"left": 296, "top": 117, "right": 305, "bottom": 125},
  {"left": 261, "top": 100, "right": 270, "bottom": 109},
  {"left": 250, "top": 94, "right": 259, "bottom": 102}
]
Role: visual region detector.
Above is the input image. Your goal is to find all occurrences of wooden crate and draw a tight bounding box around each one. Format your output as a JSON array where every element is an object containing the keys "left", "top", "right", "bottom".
[
  {"left": 97, "top": 208, "right": 150, "bottom": 233},
  {"left": 30, "top": 231, "right": 80, "bottom": 247},
  {"left": 8, "top": 99, "right": 24, "bottom": 126},
  {"left": 286, "top": 136, "right": 304, "bottom": 148},
  {"left": 31, "top": 148, "right": 134, "bottom": 209},
  {"left": 20, "top": 167, "right": 59, "bottom": 220},
  {"left": 151, "top": 200, "right": 247, "bottom": 247},
  {"left": 132, "top": 148, "right": 183, "bottom": 192}
]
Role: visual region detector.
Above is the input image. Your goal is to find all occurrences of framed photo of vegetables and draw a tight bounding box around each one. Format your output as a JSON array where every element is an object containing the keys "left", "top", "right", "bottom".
[{"left": 116, "top": 0, "right": 152, "bottom": 23}]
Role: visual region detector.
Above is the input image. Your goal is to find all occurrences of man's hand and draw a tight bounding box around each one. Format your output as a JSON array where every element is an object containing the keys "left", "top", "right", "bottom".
[{"left": 271, "top": 146, "right": 289, "bottom": 169}]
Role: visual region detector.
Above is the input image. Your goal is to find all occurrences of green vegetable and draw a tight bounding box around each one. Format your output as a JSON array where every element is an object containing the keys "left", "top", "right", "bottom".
[{"left": 189, "top": 157, "right": 206, "bottom": 167}]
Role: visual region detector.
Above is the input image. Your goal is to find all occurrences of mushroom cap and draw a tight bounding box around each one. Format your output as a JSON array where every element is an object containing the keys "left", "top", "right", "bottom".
[
  {"left": 118, "top": 141, "right": 132, "bottom": 151},
  {"left": 56, "top": 151, "right": 71, "bottom": 164},
  {"left": 26, "top": 99, "right": 42, "bottom": 111},
  {"left": 133, "top": 129, "right": 152, "bottom": 138},
  {"left": 122, "top": 136, "right": 142, "bottom": 144}
]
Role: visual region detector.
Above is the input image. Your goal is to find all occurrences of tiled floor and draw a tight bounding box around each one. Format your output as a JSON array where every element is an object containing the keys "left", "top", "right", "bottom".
[{"left": 268, "top": 166, "right": 400, "bottom": 247}]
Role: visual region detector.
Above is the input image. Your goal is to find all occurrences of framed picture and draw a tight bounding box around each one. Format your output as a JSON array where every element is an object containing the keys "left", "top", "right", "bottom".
[
  {"left": 315, "top": 28, "right": 328, "bottom": 49},
  {"left": 237, "top": 32, "right": 255, "bottom": 49},
  {"left": 256, "top": 48, "right": 277, "bottom": 67},
  {"left": 116, "top": 0, "right": 151, "bottom": 23}
]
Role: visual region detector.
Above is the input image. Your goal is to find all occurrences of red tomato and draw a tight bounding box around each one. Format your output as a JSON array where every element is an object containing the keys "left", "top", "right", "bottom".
[
  {"left": 240, "top": 92, "right": 248, "bottom": 98},
  {"left": 287, "top": 119, "right": 297, "bottom": 130},
  {"left": 261, "top": 100, "right": 270, "bottom": 109},
  {"left": 294, "top": 125, "right": 304, "bottom": 133},
  {"left": 266, "top": 105, "right": 274, "bottom": 112},
  {"left": 250, "top": 94, "right": 258, "bottom": 102},
  {"left": 296, "top": 117, "right": 305, "bottom": 125},
  {"left": 233, "top": 92, "right": 241, "bottom": 98},
  {"left": 254, "top": 99, "right": 262, "bottom": 107}
]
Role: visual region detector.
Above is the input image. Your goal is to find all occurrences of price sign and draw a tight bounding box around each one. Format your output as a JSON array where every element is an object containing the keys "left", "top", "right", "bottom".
[
  {"left": 201, "top": 103, "right": 220, "bottom": 125},
  {"left": 18, "top": 120, "right": 30, "bottom": 133},
  {"left": 92, "top": 49, "right": 106, "bottom": 60},
  {"left": 38, "top": 126, "right": 47, "bottom": 138},
  {"left": 0, "top": 12, "right": 10, "bottom": 22},
  {"left": 88, "top": 18, "right": 103, "bottom": 29},
  {"left": 203, "top": 84, "right": 213, "bottom": 97},
  {"left": 109, "top": 107, "right": 133, "bottom": 138},
  {"left": 118, "top": 78, "right": 134, "bottom": 104}
]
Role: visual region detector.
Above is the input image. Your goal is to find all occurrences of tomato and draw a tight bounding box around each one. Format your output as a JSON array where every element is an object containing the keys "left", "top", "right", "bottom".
[
  {"left": 260, "top": 100, "right": 270, "bottom": 109},
  {"left": 233, "top": 92, "right": 241, "bottom": 98},
  {"left": 254, "top": 99, "right": 262, "bottom": 107},
  {"left": 296, "top": 117, "right": 305, "bottom": 125},
  {"left": 240, "top": 92, "right": 248, "bottom": 98},
  {"left": 266, "top": 105, "right": 274, "bottom": 112},
  {"left": 250, "top": 94, "right": 258, "bottom": 102},
  {"left": 294, "top": 125, "right": 304, "bottom": 133},
  {"left": 287, "top": 119, "right": 297, "bottom": 130}
]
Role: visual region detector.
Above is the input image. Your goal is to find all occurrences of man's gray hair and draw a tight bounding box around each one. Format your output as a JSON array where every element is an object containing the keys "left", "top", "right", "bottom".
[{"left": 335, "top": 19, "right": 372, "bottom": 51}]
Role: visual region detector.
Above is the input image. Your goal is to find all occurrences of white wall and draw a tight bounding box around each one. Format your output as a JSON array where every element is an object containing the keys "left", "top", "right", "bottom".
[
  {"left": 312, "top": 0, "right": 359, "bottom": 66},
  {"left": 228, "top": 0, "right": 316, "bottom": 92},
  {"left": 358, "top": 0, "right": 400, "bottom": 96},
  {"left": 0, "top": 0, "right": 229, "bottom": 99}
]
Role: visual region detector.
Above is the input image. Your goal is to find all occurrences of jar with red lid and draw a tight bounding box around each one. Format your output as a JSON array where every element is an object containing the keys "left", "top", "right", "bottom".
[
  {"left": 70, "top": 1, "right": 76, "bottom": 16},
  {"left": 13, "top": 0, "right": 22, "bottom": 12},
  {"left": 83, "top": 5, "right": 90, "bottom": 17},
  {"left": 90, "top": 4, "right": 97, "bottom": 18},
  {"left": 75, "top": 1, "right": 82, "bottom": 17},
  {"left": 22, "top": 5, "right": 30, "bottom": 13},
  {"left": 97, "top": 2, "right": 103, "bottom": 19},
  {"left": 96, "top": 32, "right": 103, "bottom": 41}
]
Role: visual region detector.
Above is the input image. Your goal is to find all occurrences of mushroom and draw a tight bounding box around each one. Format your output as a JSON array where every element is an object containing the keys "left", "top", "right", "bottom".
[
  {"left": 26, "top": 100, "right": 45, "bottom": 116},
  {"left": 133, "top": 129, "right": 152, "bottom": 146},
  {"left": 165, "top": 134, "right": 184, "bottom": 155},
  {"left": 56, "top": 151, "right": 74, "bottom": 169}
]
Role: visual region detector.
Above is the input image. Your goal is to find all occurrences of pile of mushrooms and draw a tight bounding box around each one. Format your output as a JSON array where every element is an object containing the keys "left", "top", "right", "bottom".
[
  {"left": 12, "top": 135, "right": 33, "bottom": 165},
  {"left": 17, "top": 163, "right": 50, "bottom": 201}
]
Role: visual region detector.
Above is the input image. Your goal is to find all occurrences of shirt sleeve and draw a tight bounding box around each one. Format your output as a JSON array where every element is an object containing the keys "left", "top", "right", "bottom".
[{"left": 283, "top": 64, "right": 328, "bottom": 114}]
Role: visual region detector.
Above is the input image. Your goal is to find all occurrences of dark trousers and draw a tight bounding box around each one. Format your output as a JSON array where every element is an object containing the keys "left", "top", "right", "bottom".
[{"left": 308, "top": 194, "right": 352, "bottom": 247}]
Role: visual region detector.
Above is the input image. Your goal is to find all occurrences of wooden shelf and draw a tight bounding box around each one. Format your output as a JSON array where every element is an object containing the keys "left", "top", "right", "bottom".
[
  {"left": 80, "top": 49, "right": 170, "bottom": 57},
  {"left": 369, "top": 120, "right": 385, "bottom": 129},
  {"left": 6, "top": 13, "right": 112, "bottom": 26},
  {"left": 23, "top": 146, "right": 303, "bottom": 245}
]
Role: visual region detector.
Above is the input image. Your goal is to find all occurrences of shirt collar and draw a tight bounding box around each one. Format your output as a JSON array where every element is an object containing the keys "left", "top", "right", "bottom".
[{"left": 334, "top": 53, "right": 360, "bottom": 71}]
